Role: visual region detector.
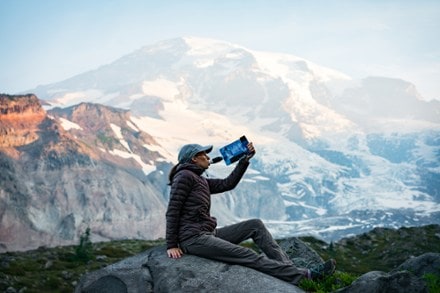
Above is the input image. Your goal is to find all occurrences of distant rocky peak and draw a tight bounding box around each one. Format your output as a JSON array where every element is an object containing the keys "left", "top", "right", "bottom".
[
  {"left": 0, "top": 94, "right": 47, "bottom": 147},
  {"left": 0, "top": 93, "right": 45, "bottom": 118},
  {"left": 54, "top": 102, "right": 130, "bottom": 132},
  {"left": 48, "top": 102, "right": 163, "bottom": 168}
]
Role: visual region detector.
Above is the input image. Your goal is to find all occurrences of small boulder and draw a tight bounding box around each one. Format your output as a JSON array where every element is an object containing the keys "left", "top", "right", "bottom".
[
  {"left": 334, "top": 254, "right": 440, "bottom": 293},
  {"left": 392, "top": 252, "right": 440, "bottom": 277},
  {"left": 278, "top": 237, "right": 324, "bottom": 268}
]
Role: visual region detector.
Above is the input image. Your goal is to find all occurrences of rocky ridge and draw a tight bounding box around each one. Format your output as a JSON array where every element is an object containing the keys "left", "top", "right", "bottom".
[
  {"left": 49, "top": 102, "right": 163, "bottom": 175},
  {"left": 0, "top": 94, "right": 46, "bottom": 148},
  {"left": 0, "top": 95, "right": 168, "bottom": 252}
]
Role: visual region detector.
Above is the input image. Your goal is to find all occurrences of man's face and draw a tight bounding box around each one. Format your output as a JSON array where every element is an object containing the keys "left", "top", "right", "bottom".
[{"left": 192, "top": 151, "right": 210, "bottom": 169}]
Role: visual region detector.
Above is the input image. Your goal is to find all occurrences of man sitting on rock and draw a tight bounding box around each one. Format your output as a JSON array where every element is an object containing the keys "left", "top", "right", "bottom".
[{"left": 165, "top": 142, "right": 336, "bottom": 285}]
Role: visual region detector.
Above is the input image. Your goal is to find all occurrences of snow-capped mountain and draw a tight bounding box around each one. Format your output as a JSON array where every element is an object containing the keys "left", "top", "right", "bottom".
[{"left": 25, "top": 36, "right": 440, "bottom": 242}]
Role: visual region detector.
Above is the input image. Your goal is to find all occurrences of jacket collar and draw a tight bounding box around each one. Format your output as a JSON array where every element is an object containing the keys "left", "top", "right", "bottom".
[{"left": 177, "top": 163, "right": 205, "bottom": 176}]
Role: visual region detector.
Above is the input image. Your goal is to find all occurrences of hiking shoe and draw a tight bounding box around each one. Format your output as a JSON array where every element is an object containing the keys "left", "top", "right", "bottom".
[{"left": 310, "top": 259, "right": 336, "bottom": 280}]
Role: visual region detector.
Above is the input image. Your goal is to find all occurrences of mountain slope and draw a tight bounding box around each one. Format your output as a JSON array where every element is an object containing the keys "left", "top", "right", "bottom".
[
  {"left": 3, "top": 36, "right": 439, "bottom": 250},
  {"left": 0, "top": 95, "right": 168, "bottom": 252}
]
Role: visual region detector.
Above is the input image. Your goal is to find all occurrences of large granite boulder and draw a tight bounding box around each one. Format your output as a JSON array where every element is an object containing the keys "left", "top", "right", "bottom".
[
  {"left": 75, "top": 245, "right": 305, "bottom": 292},
  {"left": 75, "top": 236, "right": 438, "bottom": 293}
]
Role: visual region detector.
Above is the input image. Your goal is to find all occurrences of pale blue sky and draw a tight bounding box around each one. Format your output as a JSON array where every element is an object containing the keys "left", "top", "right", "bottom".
[{"left": 1, "top": 0, "right": 439, "bottom": 100}]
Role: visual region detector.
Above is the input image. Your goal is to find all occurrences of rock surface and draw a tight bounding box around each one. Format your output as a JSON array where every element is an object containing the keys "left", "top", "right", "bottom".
[
  {"left": 0, "top": 95, "right": 169, "bottom": 252},
  {"left": 335, "top": 270, "right": 428, "bottom": 293},
  {"left": 75, "top": 245, "right": 304, "bottom": 293},
  {"left": 392, "top": 252, "right": 440, "bottom": 277},
  {"left": 335, "top": 253, "right": 440, "bottom": 293},
  {"left": 0, "top": 94, "right": 46, "bottom": 147},
  {"left": 75, "top": 239, "right": 438, "bottom": 293}
]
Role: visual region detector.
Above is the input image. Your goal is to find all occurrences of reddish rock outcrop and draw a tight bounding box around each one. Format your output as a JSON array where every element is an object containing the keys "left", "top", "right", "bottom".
[
  {"left": 0, "top": 94, "right": 47, "bottom": 147},
  {"left": 0, "top": 95, "right": 168, "bottom": 252}
]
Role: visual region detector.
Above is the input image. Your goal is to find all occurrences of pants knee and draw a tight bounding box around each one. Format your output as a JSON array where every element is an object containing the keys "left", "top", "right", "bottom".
[{"left": 247, "top": 218, "right": 265, "bottom": 230}]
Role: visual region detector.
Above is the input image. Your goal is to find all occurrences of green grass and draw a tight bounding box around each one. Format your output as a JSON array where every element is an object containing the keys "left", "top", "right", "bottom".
[
  {"left": 424, "top": 273, "right": 440, "bottom": 293},
  {"left": 300, "top": 224, "right": 440, "bottom": 274},
  {"left": 299, "top": 271, "right": 359, "bottom": 292},
  {"left": 1, "top": 224, "right": 439, "bottom": 292},
  {"left": 0, "top": 239, "right": 166, "bottom": 293}
]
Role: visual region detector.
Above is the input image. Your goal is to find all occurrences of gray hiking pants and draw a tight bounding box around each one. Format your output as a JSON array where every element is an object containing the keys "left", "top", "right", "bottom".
[{"left": 179, "top": 219, "right": 307, "bottom": 285}]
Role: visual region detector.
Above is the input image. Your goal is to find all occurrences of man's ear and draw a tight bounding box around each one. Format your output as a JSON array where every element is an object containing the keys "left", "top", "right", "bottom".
[{"left": 191, "top": 157, "right": 197, "bottom": 163}]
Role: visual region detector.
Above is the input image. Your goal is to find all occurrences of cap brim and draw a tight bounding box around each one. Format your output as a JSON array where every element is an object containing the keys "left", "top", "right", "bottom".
[{"left": 202, "top": 145, "right": 213, "bottom": 154}]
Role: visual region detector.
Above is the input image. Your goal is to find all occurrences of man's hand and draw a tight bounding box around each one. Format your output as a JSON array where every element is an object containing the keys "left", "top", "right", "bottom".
[
  {"left": 245, "top": 142, "right": 256, "bottom": 161},
  {"left": 167, "top": 247, "right": 183, "bottom": 259}
]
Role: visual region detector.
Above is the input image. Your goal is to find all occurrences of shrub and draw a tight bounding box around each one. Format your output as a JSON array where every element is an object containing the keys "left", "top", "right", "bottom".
[{"left": 75, "top": 227, "right": 93, "bottom": 263}]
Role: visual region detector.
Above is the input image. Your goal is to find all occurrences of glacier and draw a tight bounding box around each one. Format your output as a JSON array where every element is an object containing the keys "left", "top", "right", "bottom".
[{"left": 31, "top": 36, "right": 440, "bottom": 242}]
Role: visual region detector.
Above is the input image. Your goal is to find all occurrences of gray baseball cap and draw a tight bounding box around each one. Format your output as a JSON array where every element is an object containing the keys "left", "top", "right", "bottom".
[{"left": 178, "top": 144, "right": 213, "bottom": 164}]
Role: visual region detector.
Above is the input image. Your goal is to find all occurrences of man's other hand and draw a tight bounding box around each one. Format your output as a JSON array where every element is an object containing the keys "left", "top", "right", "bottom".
[{"left": 167, "top": 247, "right": 183, "bottom": 258}]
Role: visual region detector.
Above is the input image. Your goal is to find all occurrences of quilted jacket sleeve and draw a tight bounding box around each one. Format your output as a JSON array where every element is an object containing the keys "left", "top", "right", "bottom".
[
  {"left": 208, "top": 158, "right": 249, "bottom": 194},
  {"left": 165, "top": 170, "right": 193, "bottom": 249}
]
